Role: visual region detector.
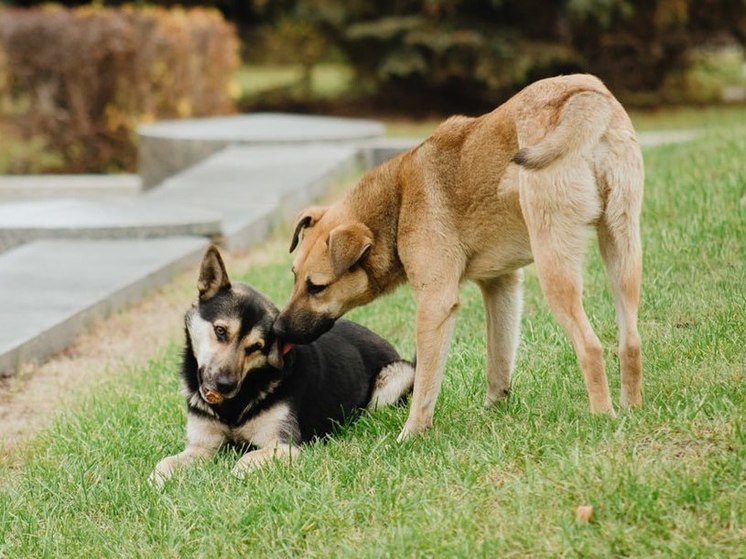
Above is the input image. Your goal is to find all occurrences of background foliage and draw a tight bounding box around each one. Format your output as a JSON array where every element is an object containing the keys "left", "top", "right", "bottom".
[
  {"left": 264, "top": 0, "right": 746, "bottom": 111},
  {"left": 0, "top": 1, "right": 745, "bottom": 173},
  {"left": 0, "top": 5, "right": 238, "bottom": 173}
]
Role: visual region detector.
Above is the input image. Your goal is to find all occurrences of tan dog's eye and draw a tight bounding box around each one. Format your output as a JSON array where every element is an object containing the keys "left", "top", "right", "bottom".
[
  {"left": 245, "top": 342, "right": 262, "bottom": 355},
  {"left": 214, "top": 325, "right": 227, "bottom": 341},
  {"left": 306, "top": 279, "right": 328, "bottom": 295}
]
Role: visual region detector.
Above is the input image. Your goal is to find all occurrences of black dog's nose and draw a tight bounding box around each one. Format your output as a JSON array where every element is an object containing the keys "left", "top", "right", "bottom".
[{"left": 215, "top": 375, "right": 237, "bottom": 394}]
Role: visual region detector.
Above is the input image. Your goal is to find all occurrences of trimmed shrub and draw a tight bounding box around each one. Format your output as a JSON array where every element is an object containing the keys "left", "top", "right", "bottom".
[{"left": 0, "top": 5, "right": 239, "bottom": 173}]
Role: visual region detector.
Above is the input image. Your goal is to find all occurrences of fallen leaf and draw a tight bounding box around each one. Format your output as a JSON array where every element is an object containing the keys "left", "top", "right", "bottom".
[{"left": 575, "top": 504, "right": 593, "bottom": 523}]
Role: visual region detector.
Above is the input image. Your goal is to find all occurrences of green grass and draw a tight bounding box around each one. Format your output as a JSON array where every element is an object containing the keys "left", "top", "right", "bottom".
[
  {"left": 1, "top": 122, "right": 745, "bottom": 557},
  {"left": 630, "top": 105, "right": 746, "bottom": 131}
]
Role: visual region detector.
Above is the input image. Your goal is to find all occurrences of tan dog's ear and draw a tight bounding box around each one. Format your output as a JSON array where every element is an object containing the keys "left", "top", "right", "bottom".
[
  {"left": 198, "top": 246, "right": 231, "bottom": 301},
  {"left": 328, "top": 223, "right": 373, "bottom": 277},
  {"left": 289, "top": 206, "right": 327, "bottom": 253}
]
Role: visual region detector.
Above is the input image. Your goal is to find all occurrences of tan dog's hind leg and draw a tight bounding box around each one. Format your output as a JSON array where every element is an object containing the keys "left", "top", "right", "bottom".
[
  {"left": 597, "top": 138, "right": 644, "bottom": 409},
  {"left": 478, "top": 272, "right": 523, "bottom": 407},
  {"left": 521, "top": 165, "right": 615, "bottom": 416},
  {"left": 397, "top": 286, "right": 460, "bottom": 441},
  {"left": 598, "top": 221, "right": 643, "bottom": 408}
]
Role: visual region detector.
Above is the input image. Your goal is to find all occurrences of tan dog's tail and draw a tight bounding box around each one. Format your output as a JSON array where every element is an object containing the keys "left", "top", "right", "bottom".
[{"left": 512, "top": 91, "right": 612, "bottom": 170}]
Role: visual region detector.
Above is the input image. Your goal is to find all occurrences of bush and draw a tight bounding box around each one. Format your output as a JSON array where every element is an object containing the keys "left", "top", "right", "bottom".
[
  {"left": 0, "top": 6, "right": 239, "bottom": 173},
  {"left": 265, "top": 0, "right": 746, "bottom": 113}
]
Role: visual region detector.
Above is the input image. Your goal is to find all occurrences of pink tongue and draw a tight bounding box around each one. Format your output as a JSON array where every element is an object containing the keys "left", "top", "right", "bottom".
[{"left": 282, "top": 342, "right": 294, "bottom": 355}]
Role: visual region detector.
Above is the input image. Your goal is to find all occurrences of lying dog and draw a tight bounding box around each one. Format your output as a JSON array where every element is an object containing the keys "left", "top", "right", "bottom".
[
  {"left": 274, "top": 74, "right": 644, "bottom": 441},
  {"left": 150, "top": 247, "right": 414, "bottom": 488}
]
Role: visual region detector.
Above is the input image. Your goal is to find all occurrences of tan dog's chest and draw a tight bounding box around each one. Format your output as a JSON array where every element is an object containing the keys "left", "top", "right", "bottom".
[{"left": 403, "top": 138, "right": 534, "bottom": 281}]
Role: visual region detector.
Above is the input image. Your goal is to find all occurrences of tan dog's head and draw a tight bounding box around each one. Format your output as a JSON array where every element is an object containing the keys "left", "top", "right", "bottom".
[
  {"left": 273, "top": 206, "right": 377, "bottom": 344},
  {"left": 187, "top": 246, "right": 284, "bottom": 404}
]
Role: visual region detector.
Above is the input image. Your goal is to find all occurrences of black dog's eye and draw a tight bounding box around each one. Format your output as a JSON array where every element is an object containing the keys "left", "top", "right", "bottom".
[
  {"left": 214, "top": 325, "right": 227, "bottom": 341},
  {"left": 245, "top": 342, "right": 262, "bottom": 355},
  {"left": 306, "top": 279, "right": 327, "bottom": 295}
]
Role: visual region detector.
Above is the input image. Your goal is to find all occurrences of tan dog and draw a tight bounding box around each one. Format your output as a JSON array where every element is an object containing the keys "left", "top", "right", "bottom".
[{"left": 274, "top": 74, "right": 644, "bottom": 441}]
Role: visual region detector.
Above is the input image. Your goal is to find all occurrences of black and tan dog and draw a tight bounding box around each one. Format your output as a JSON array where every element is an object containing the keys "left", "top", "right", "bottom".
[
  {"left": 274, "top": 74, "right": 644, "bottom": 441},
  {"left": 150, "top": 247, "right": 414, "bottom": 488}
]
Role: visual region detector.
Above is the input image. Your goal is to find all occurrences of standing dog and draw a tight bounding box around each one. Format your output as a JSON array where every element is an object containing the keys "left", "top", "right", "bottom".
[
  {"left": 150, "top": 247, "right": 414, "bottom": 488},
  {"left": 274, "top": 74, "right": 644, "bottom": 441}
]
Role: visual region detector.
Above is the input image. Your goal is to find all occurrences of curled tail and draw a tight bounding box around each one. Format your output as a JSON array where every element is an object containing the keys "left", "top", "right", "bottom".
[
  {"left": 367, "top": 360, "right": 415, "bottom": 411},
  {"left": 512, "top": 91, "right": 612, "bottom": 170}
]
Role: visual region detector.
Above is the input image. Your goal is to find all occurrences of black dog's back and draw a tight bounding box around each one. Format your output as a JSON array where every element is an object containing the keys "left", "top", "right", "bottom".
[{"left": 282, "top": 319, "right": 402, "bottom": 441}]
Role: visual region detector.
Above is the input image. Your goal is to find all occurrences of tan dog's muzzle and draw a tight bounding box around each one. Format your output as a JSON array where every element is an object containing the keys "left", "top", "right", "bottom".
[{"left": 273, "top": 309, "right": 336, "bottom": 345}]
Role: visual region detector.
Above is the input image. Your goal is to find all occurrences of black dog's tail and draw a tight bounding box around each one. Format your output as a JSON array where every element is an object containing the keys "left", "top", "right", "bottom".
[{"left": 367, "top": 359, "right": 415, "bottom": 411}]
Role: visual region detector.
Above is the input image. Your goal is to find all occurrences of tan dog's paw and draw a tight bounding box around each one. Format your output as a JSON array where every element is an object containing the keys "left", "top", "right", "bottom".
[
  {"left": 484, "top": 388, "right": 510, "bottom": 408},
  {"left": 396, "top": 418, "right": 432, "bottom": 442},
  {"left": 590, "top": 399, "right": 617, "bottom": 418}
]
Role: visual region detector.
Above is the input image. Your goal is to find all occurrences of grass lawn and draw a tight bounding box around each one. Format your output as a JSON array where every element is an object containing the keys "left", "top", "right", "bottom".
[{"left": 1, "top": 117, "right": 745, "bottom": 556}]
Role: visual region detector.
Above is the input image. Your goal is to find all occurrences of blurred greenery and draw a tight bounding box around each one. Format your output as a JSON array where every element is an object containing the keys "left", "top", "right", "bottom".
[
  {"left": 1, "top": 1, "right": 745, "bottom": 173},
  {"left": 233, "top": 0, "right": 746, "bottom": 112}
]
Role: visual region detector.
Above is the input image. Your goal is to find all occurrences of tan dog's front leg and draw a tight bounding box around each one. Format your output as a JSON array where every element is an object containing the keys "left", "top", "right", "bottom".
[
  {"left": 149, "top": 415, "right": 225, "bottom": 489},
  {"left": 231, "top": 441, "right": 299, "bottom": 479},
  {"left": 478, "top": 272, "right": 524, "bottom": 407},
  {"left": 397, "top": 287, "right": 460, "bottom": 442}
]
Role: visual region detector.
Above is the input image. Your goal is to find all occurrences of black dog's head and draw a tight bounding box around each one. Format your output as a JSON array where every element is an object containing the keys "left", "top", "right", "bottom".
[{"left": 186, "top": 246, "right": 284, "bottom": 404}]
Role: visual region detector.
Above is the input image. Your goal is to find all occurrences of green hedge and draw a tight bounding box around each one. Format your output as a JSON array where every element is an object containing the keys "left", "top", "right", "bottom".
[{"left": 0, "top": 6, "right": 239, "bottom": 173}]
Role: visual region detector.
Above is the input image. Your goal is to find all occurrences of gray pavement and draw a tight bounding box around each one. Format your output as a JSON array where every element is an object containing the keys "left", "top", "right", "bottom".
[
  {"left": 138, "top": 113, "right": 384, "bottom": 188},
  {"left": 0, "top": 237, "right": 207, "bottom": 375},
  {"left": 0, "top": 198, "right": 221, "bottom": 252},
  {"left": 0, "top": 174, "right": 142, "bottom": 201},
  {"left": 145, "top": 144, "right": 361, "bottom": 249}
]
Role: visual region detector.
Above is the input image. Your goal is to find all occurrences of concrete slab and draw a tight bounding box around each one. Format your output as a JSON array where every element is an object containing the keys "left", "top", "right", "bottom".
[
  {"left": 0, "top": 199, "right": 221, "bottom": 251},
  {"left": 0, "top": 199, "right": 221, "bottom": 252},
  {"left": 0, "top": 174, "right": 141, "bottom": 201},
  {"left": 144, "top": 144, "right": 361, "bottom": 250},
  {"left": 0, "top": 237, "right": 208, "bottom": 376},
  {"left": 138, "top": 113, "right": 384, "bottom": 188},
  {"left": 140, "top": 113, "right": 385, "bottom": 144}
]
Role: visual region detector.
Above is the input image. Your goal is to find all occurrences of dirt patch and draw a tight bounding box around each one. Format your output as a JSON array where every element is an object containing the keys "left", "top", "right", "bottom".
[{"left": 0, "top": 248, "right": 270, "bottom": 457}]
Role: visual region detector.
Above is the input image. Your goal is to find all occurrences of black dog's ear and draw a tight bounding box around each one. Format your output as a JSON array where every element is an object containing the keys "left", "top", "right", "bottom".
[
  {"left": 289, "top": 206, "right": 327, "bottom": 253},
  {"left": 198, "top": 246, "right": 231, "bottom": 301}
]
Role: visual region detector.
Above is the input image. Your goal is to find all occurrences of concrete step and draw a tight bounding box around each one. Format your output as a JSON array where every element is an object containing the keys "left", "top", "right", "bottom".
[
  {"left": 144, "top": 144, "right": 361, "bottom": 250},
  {"left": 0, "top": 198, "right": 221, "bottom": 252},
  {"left": 138, "top": 112, "right": 384, "bottom": 189},
  {"left": 0, "top": 174, "right": 142, "bottom": 202},
  {"left": 0, "top": 237, "right": 208, "bottom": 375}
]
